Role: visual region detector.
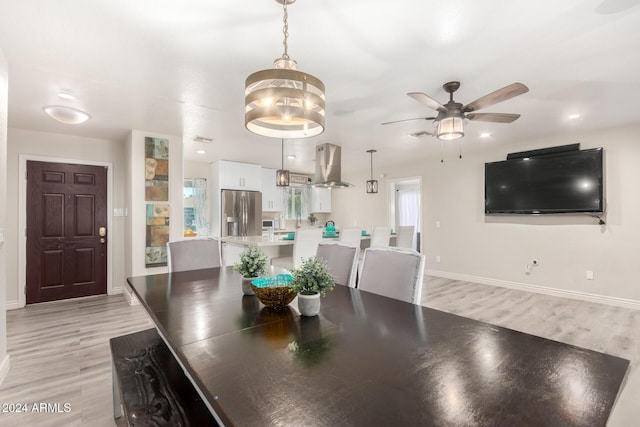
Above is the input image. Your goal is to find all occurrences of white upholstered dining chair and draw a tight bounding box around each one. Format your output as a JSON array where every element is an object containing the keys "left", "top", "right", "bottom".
[
  {"left": 167, "top": 238, "right": 221, "bottom": 272},
  {"left": 395, "top": 225, "right": 415, "bottom": 249},
  {"left": 339, "top": 228, "right": 362, "bottom": 247},
  {"left": 357, "top": 247, "right": 425, "bottom": 304},
  {"left": 369, "top": 226, "right": 391, "bottom": 248},
  {"left": 315, "top": 241, "right": 359, "bottom": 288},
  {"left": 272, "top": 228, "right": 324, "bottom": 270}
]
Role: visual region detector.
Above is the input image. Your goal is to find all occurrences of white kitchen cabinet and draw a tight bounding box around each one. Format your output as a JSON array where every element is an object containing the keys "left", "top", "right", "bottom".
[
  {"left": 310, "top": 187, "right": 332, "bottom": 213},
  {"left": 218, "top": 160, "right": 261, "bottom": 191},
  {"left": 261, "top": 168, "right": 284, "bottom": 212}
]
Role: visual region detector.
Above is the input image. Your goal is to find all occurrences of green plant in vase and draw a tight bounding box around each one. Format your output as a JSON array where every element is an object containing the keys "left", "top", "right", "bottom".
[
  {"left": 234, "top": 245, "right": 269, "bottom": 295},
  {"left": 290, "top": 257, "right": 335, "bottom": 316},
  {"left": 307, "top": 213, "right": 317, "bottom": 227}
]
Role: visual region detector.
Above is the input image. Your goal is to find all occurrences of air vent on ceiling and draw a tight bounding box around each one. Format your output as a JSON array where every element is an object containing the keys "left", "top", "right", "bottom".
[{"left": 192, "top": 136, "right": 214, "bottom": 143}]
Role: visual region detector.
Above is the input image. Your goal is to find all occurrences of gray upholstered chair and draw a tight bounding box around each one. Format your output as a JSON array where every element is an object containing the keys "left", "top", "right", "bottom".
[
  {"left": 339, "top": 227, "right": 362, "bottom": 247},
  {"left": 167, "top": 238, "right": 221, "bottom": 272},
  {"left": 369, "top": 226, "right": 391, "bottom": 248},
  {"left": 315, "top": 241, "right": 359, "bottom": 288},
  {"left": 357, "top": 247, "right": 425, "bottom": 304},
  {"left": 272, "top": 228, "right": 324, "bottom": 270},
  {"left": 395, "top": 225, "right": 415, "bottom": 249}
]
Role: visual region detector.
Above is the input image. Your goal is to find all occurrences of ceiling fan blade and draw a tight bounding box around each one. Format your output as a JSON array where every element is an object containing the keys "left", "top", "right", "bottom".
[
  {"left": 381, "top": 117, "right": 436, "bottom": 125},
  {"left": 466, "top": 113, "right": 521, "bottom": 123},
  {"left": 407, "top": 92, "right": 447, "bottom": 112},
  {"left": 463, "top": 83, "right": 529, "bottom": 112}
]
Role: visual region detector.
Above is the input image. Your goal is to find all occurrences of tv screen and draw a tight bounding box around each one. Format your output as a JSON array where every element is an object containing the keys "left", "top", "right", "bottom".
[{"left": 485, "top": 147, "right": 604, "bottom": 214}]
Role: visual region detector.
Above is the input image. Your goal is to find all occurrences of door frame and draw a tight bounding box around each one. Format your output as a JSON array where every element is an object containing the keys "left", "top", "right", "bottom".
[
  {"left": 387, "top": 176, "right": 423, "bottom": 253},
  {"left": 18, "top": 155, "right": 114, "bottom": 308}
]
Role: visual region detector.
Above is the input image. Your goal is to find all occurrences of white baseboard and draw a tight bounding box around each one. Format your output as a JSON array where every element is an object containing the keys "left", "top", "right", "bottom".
[
  {"left": 5, "top": 300, "right": 19, "bottom": 311},
  {"left": 0, "top": 354, "right": 10, "bottom": 385},
  {"left": 109, "top": 286, "right": 124, "bottom": 295},
  {"left": 426, "top": 269, "right": 640, "bottom": 311},
  {"left": 122, "top": 288, "right": 140, "bottom": 306}
]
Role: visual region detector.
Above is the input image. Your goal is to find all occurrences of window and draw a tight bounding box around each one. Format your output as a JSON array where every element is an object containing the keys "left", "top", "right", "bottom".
[
  {"left": 184, "top": 178, "right": 209, "bottom": 235},
  {"left": 284, "top": 187, "right": 310, "bottom": 220}
]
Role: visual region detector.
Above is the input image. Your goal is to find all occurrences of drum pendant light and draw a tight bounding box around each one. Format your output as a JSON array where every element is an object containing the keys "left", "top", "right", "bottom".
[{"left": 245, "top": 0, "right": 325, "bottom": 139}]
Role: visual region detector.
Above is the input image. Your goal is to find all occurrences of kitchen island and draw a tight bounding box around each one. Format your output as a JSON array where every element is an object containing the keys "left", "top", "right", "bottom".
[
  {"left": 220, "top": 233, "right": 397, "bottom": 266},
  {"left": 221, "top": 235, "right": 294, "bottom": 266}
]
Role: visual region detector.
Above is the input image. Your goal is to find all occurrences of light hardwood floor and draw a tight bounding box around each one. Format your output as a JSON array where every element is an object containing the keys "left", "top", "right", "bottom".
[
  {"left": 0, "top": 295, "right": 152, "bottom": 427},
  {"left": 0, "top": 277, "right": 637, "bottom": 426}
]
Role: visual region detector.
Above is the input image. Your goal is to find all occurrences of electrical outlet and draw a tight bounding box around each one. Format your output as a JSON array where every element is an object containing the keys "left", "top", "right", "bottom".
[
  {"left": 436, "top": 255, "right": 441, "bottom": 263},
  {"left": 586, "top": 270, "right": 594, "bottom": 280}
]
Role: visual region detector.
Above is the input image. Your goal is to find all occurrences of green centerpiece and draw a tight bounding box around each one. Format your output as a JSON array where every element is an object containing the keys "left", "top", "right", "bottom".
[
  {"left": 233, "top": 245, "right": 269, "bottom": 295},
  {"left": 290, "top": 257, "right": 335, "bottom": 316}
]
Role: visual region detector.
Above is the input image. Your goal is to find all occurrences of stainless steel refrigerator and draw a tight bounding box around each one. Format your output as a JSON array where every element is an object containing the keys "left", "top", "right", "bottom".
[{"left": 221, "top": 190, "right": 262, "bottom": 237}]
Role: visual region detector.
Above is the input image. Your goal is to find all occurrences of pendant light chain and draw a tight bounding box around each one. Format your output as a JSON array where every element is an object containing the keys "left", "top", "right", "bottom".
[
  {"left": 370, "top": 151, "right": 374, "bottom": 180},
  {"left": 282, "top": 2, "right": 289, "bottom": 60},
  {"left": 281, "top": 138, "right": 285, "bottom": 169}
]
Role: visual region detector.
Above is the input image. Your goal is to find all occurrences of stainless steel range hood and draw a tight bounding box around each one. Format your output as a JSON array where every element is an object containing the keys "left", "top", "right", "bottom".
[{"left": 313, "top": 143, "right": 354, "bottom": 188}]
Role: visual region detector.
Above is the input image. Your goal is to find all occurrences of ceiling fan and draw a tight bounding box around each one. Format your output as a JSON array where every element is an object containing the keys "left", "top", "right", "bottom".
[{"left": 382, "top": 81, "right": 529, "bottom": 140}]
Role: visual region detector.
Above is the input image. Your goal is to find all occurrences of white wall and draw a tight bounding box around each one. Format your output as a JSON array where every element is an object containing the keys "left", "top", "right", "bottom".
[
  {"left": 332, "top": 123, "right": 640, "bottom": 307},
  {"left": 0, "top": 48, "right": 9, "bottom": 383},
  {"left": 5, "top": 128, "right": 127, "bottom": 307},
  {"left": 184, "top": 160, "right": 210, "bottom": 179}
]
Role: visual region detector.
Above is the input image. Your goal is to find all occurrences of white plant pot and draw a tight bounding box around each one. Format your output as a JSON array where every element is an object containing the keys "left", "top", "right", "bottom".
[
  {"left": 241, "top": 277, "right": 255, "bottom": 295},
  {"left": 298, "top": 292, "right": 321, "bottom": 317}
]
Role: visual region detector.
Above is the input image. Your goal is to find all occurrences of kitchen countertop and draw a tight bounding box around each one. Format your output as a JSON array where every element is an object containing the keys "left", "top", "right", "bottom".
[
  {"left": 220, "top": 235, "right": 293, "bottom": 247},
  {"left": 221, "top": 233, "right": 396, "bottom": 247}
]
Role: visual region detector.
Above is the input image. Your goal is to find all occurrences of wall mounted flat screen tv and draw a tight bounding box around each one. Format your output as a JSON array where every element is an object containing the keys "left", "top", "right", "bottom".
[{"left": 485, "top": 147, "right": 604, "bottom": 214}]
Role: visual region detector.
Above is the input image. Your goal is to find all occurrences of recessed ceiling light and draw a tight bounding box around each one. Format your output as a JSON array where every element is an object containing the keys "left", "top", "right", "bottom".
[
  {"left": 568, "top": 114, "right": 581, "bottom": 120},
  {"left": 287, "top": 154, "right": 296, "bottom": 160},
  {"left": 43, "top": 105, "right": 90, "bottom": 124},
  {"left": 479, "top": 132, "right": 491, "bottom": 138},
  {"left": 196, "top": 150, "right": 206, "bottom": 154},
  {"left": 57, "top": 92, "right": 75, "bottom": 100}
]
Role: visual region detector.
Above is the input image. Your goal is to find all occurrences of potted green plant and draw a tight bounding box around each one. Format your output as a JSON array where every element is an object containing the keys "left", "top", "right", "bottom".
[
  {"left": 307, "top": 213, "right": 317, "bottom": 227},
  {"left": 233, "top": 245, "right": 269, "bottom": 295},
  {"left": 289, "top": 257, "right": 335, "bottom": 316}
]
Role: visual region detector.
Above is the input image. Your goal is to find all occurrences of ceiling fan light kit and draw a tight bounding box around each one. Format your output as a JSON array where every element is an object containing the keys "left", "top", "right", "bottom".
[
  {"left": 437, "top": 116, "right": 464, "bottom": 140},
  {"left": 384, "top": 81, "right": 528, "bottom": 142},
  {"left": 245, "top": 0, "right": 325, "bottom": 139}
]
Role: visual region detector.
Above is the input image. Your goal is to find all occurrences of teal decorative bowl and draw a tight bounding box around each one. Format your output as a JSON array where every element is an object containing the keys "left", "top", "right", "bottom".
[{"left": 251, "top": 275, "right": 296, "bottom": 309}]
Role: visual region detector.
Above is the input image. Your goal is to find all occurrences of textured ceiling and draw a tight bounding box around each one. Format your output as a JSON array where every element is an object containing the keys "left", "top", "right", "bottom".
[{"left": 0, "top": 0, "right": 639, "bottom": 174}]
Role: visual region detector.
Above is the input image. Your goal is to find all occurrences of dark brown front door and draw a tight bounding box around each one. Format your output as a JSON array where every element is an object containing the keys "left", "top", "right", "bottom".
[{"left": 26, "top": 161, "right": 108, "bottom": 304}]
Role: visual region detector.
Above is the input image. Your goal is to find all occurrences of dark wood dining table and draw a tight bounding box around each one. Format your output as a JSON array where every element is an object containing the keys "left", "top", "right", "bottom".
[{"left": 127, "top": 266, "right": 629, "bottom": 426}]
